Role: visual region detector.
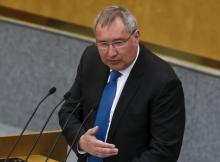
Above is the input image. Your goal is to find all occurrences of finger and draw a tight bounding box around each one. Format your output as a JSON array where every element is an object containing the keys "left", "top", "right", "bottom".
[
  {"left": 91, "top": 139, "right": 115, "bottom": 148},
  {"left": 94, "top": 147, "right": 119, "bottom": 158}
]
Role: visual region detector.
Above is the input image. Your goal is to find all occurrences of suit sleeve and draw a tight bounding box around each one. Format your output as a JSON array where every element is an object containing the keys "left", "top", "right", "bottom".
[{"left": 132, "top": 79, "right": 185, "bottom": 162}]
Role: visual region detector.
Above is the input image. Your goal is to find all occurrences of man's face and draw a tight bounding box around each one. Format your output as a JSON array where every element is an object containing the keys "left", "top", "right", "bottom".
[{"left": 95, "top": 18, "right": 140, "bottom": 71}]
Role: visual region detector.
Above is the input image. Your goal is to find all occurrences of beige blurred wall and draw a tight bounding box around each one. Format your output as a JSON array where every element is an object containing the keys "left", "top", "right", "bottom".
[{"left": 0, "top": 0, "right": 219, "bottom": 62}]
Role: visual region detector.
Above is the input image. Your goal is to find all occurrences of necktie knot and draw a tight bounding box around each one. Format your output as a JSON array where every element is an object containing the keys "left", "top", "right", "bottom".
[{"left": 109, "top": 71, "right": 121, "bottom": 82}]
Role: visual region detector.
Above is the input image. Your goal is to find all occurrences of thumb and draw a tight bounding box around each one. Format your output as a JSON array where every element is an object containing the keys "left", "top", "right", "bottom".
[{"left": 87, "top": 126, "right": 99, "bottom": 135}]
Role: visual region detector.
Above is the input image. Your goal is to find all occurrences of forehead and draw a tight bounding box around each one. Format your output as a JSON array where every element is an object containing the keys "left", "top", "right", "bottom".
[{"left": 95, "top": 18, "right": 129, "bottom": 40}]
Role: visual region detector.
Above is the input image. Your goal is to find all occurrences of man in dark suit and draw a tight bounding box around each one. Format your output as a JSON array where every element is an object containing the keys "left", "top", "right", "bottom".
[{"left": 59, "top": 6, "right": 185, "bottom": 162}]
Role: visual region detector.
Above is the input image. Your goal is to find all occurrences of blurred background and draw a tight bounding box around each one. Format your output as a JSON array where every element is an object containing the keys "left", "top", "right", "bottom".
[{"left": 0, "top": 1, "right": 220, "bottom": 162}]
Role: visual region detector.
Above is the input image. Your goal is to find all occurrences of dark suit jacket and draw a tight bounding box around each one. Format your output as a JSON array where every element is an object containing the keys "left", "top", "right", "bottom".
[{"left": 59, "top": 43, "right": 185, "bottom": 162}]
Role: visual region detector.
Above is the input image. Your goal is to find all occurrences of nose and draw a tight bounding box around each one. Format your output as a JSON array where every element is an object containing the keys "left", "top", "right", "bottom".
[{"left": 107, "top": 44, "right": 117, "bottom": 57}]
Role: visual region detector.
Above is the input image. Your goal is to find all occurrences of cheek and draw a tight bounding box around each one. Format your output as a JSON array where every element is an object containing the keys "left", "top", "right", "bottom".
[
  {"left": 122, "top": 49, "right": 135, "bottom": 62},
  {"left": 123, "top": 55, "right": 134, "bottom": 66}
]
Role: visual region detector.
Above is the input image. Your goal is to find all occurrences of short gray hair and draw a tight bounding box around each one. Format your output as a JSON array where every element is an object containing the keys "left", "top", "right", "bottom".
[{"left": 93, "top": 6, "right": 137, "bottom": 34}]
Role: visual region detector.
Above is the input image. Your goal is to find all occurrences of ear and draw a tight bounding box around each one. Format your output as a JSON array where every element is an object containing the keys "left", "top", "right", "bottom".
[{"left": 134, "top": 30, "right": 140, "bottom": 41}]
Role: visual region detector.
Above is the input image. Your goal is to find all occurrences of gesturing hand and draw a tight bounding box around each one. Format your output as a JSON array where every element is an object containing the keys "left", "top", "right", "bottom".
[{"left": 79, "top": 126, "right": 118, "bottom": 158}]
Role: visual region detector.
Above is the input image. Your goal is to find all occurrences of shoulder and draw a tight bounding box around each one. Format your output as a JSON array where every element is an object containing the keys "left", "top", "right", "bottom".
[
  {"left": 81, "top": 44, "right": 100, "bottom": 62},
  {"left": 138, "top": 43, "right": 181, "bottom": 87},
  {"left": 79, "top": 44, "right": 103, "bottom": 67},
  {"left": 78, "top": 44, "right": 108, "bottom": 74},
  {"left": 140, "top": 44, "right": 177, "bottom": 75}
]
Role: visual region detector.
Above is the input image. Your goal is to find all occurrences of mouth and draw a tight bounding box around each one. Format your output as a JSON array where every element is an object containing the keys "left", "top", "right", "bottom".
[{"left": 109, "top": 60, "right": 120, "bottom": 64}]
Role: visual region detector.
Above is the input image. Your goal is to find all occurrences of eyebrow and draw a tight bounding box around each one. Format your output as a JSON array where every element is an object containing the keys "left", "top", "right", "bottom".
[{"left": 96, "top": 37, "right": 127, "bottom": 43}]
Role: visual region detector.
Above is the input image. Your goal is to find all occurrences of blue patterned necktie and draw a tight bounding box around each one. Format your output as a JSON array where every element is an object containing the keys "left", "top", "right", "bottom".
[{"left": 88, "top": 71, "right": 121, "bottom": 162}]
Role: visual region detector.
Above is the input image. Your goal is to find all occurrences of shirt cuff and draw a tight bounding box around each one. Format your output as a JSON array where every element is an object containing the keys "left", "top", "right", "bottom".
[{"left": 77, "top": 143, "right": 87, "bottom": 154}]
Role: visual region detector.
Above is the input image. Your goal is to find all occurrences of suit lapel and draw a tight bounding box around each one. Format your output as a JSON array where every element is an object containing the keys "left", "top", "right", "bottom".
[{"left": 107, "top": 50, "right": 145, "bottom": 141}]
